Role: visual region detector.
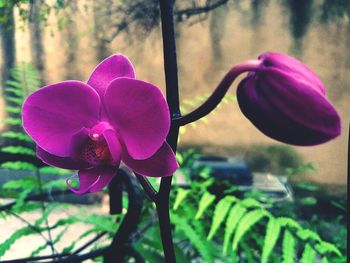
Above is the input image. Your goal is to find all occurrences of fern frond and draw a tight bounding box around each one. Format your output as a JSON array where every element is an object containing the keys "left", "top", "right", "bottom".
[
  {"left": 34, "top": 204, "right": 58, "bottom": 227},
  {"left": 3, "top": 118, "right": 22, "bottom": 126},
  {"left": 4, "top": 106, "right": 21, "bottom": 114},
  {"left": 262, "top": 217, "right": 281, "bottom": 263},
  {"left": 240, "top": 198, "right": 263, "bottom": 208},
  {"left": 4, "top": 87, "right": 23, "bottom": 97},
  {"left": 207, "top": 196, "right": 236, "bottom": 240},
  {"left": 195, "top": 191, "right": 216, "bottom": 219},
  {"left": 0, "top": 131, "right": 32, "bottom": 142},
  {"left": 30, "top": 242, "right": 49, "bottom": 257},
  {"left": 277, "top": 217, "right": 301, "bottom": 229},
  {"left": 3, "top": 177, "right": 40, "bottom": 190},
  {"left": 172, "top": 213, "right": 214, "bottom": 263},
  {"left": 1, "top": 146, "right": 36, "bottom": 156},
  {"left": 282, "top": 229, "right": 295, "bottom": 263},
  {"left": 223, "top": 204, "right": 247, "bottom": 255},
  {"left": 315, "top": 241, "right": 342, "bottom": 257},
  {"left": 6, "top": 97, "right": 23, "bottom": 105},
  {"left": 5, "top": 80, "right": 24, "bottom": 89},
  {"left": 1, "top": 161, "right": 37, "bottom": 170},
  {"left": 0, "top": 227, "right": 35, "bottom": 257},
  {"left": 296, "top": 229, "right": 321, "bottom": 242},
  {"left": 173, "top": 188, "right": 190, "bottom": 211},
  {"left": 232, "top": 209, "right": 269, "bottom": 251},
  {"left": 301, "top": 244, "right": 316, "bottom": 263}
]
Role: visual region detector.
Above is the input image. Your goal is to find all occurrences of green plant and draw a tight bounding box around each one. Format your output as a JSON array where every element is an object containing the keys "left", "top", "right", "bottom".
[
  {"left": 0, "top": 63, "right": 70, "bottom": 175},
  {"left": 134, "top": 150, "right": 345, "bottom": 262}
]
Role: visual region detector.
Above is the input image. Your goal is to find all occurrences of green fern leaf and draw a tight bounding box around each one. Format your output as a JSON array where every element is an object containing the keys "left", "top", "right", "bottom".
[
  {"left": 223, "top": 204, "right": 247, "bottom": 255},
  {"left": 62, "top": 241, "right": 77, "bottom": 254},
  {"left": 4, "top": 106, "right": 21, "bottom": 114},
  {"left": 3, "top": 118, "right": 22, "bottom": 126},
  {"left": 195, "top": 191, "right": 216, "bottom": 219},
  {"left": 282, "top": 229, "right": 295, "bottom": 263},
  {"left": 34, "top": 204, "right": 57, "bottom": 227},
  {"left": 4, "top": 87, "right": 23, "bottom": 97},
  {"left": 172, "top": 213, "right": 214, "bottom": 263},
  {"left": 277, "top": 217, "right": 301, "bottom": 229},
  {"left": 0, "top": 131, "right": 32, "bottom": 142},
  {"left": 6, "top": 97, "right": 23, "bottom": 105},
  {"left": 31, "top": 242, "right": 49, "bottom": 257},
  {"left": 262, "top": 217, "right": 281, "bottom": 263},
  {"left": 240, "top": 198, "right": 263, "bottom": 208},
  {"left": 3, "top": 177, "right": 40, "bottom": 190},
  {"left": 297, "top": 229, "right": 321, "bottom": 242},
  {"left": 0, "top": 227, "right": 35, "bottom": 257},
  {"left": 1, "top": 146, "right": 36, "bottom": 156},
  {"left": 207, "top": 196, "right": 236, "bottom": 240},
  {"left": 315, "top": 241, "right": 342, "bottom": 257},
  {"left": 232, "top": 209, "right": 268, "bottom": 251},
  {"left": 301, "top": 244, "right": 317, "bottom": 263},
  {"left": 13, "top": 188, "right": 35, "bottom": 211},
  {"left": 1, "top": 161, "right": 37, "bottom": 170},
  {"left": 5, "top": 80, "right": 24, "bottom": 89},
  {"left": 79, "top": 214, "right": 119, "bottom": 234},
  {"left": 321, "top": 257, "right": 329, "bottom": 263},
  {"left": 173, "top": 188, "right": 190, "bottom": 211}
]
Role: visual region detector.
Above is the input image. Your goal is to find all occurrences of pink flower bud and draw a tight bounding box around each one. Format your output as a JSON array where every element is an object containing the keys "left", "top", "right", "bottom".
[{"left": 237, "top": 52, "right": 341, "bottom": 146}]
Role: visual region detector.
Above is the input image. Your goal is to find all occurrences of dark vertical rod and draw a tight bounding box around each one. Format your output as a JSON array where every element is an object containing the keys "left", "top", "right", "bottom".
[
  {"left": 159, "top": 0, "right": 180, "bottom": 118},
  {"left": 157, "top": 0, "right": 180, "bottom": 262}
]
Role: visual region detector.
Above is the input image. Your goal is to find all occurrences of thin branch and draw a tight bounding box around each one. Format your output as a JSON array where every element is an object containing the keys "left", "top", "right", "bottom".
[
  {"left": 71, "top": 232, "right": 107, "bottom": 255},
  {"left": 135, "top": 173, "right": 158, "bottom": 201},
  {"left": 5, "top": 210, "right": 54, "bottom": 245},
  {"left": 36, "top": 170, "right": 56, "bottom": 256},
  {"left": 174, "top": 0, "right": 229, "bottom": 21},
  {"left": 173, "top": 60, "right": 261, "bottom": 126}
]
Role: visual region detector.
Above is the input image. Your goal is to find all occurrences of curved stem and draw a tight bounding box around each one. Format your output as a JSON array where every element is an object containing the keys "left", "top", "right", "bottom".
[
  {"left": 157, "top": 0, "right": 180, "bottom": 261},
  {"left": 104, "top": 169, "right": 143, "bottom": 262},
  {"left": 135, "top": 173, "right": 157, "bottom": 201},
  {"left": 173, "top": 60, "right": 261, "bottom": 126}
]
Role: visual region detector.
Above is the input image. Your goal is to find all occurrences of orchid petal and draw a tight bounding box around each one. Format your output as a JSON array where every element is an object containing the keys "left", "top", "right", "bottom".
[
  {"left": 87, "top": 54, "right": 135, "bottom": 97},
  {"left": 22, "top": 81, "right": 100, "bottom": 157},
  {"left": 66, "top": 167, "right": 116, "bottom": 195},
  {"left": 102, "top": 129, "right": 122, "bottom": 165},
  {"left": 122, "top": 142, "right": 178, "bottom": 177},
  {"left": 104, "top": 77, "right": 170, "bottom": 160},
  {"left": 37, "top": 146, "right": 89, "bottom": 170}
]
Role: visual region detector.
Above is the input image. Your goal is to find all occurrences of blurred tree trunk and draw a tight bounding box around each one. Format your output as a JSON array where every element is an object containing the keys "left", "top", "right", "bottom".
[
  {"left": 209, "top": 5, "right": 228, "bottom": 61},
  {"left": 93, "top": 0, "right": 112, "bottom": 61},
  {"left": 29, "top": 0, "right": 46, "bottom": 85},
  {"left": 0, "top": 2, "right": 16, "bottom": 89},
  {"left": 62, "top": 0, "right": 81, "bottom": 80}
]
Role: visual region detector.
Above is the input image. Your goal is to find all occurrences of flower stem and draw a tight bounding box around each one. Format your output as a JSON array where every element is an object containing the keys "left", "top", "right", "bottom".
[
  {"left": 158, "top": 0, "right": 180, "bottom": 262},
  {"left": 173, "top": 60, "right": 261, "bottom": 126}
]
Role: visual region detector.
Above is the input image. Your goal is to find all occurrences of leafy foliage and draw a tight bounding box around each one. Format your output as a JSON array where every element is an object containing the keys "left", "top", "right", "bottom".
[
  {"left": 0, "top": 63, "right": 39, "bottom": 171},
  {"left": 0, "top": 63, "right": 69, "bottom": 176},
  {"left": 152, "top": 150, "right": 346, "bottom": 262}
]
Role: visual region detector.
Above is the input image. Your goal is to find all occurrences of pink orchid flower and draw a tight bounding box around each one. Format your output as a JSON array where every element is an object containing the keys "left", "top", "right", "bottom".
[{"left": 22, "top": 54, "right": 179, "bottom": 195}]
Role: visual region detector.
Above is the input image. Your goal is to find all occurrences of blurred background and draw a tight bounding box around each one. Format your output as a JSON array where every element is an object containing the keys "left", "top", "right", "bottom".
[
  {"left": 1, "top": 0, "right": 348, "bottom": 184},
  {"left": 0, "top": 0, "right": 348, "bottom": 262}
]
